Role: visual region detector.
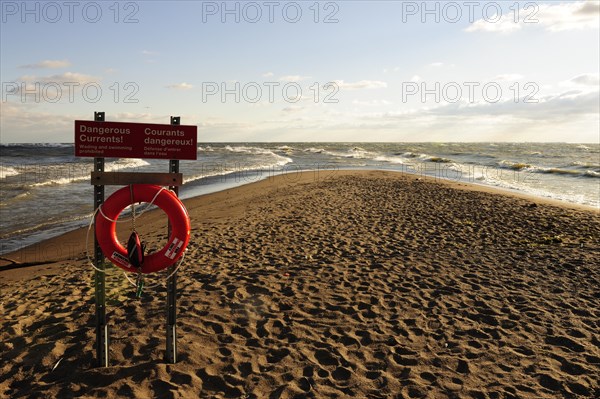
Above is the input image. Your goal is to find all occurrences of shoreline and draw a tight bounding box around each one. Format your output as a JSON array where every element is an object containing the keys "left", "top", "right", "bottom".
[{"left": 1, "top": 168, "right": 597, "bottom": 263}]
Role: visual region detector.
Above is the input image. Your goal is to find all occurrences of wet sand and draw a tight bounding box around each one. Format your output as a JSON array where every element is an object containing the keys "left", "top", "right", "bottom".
[{"left": 1, "top": 170, "right": 599, "bottom": 398}]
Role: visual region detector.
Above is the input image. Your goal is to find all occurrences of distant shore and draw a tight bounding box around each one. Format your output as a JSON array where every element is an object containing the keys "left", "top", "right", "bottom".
[{"left": 1, "top": 170, "right": 599, "bottom": 398}]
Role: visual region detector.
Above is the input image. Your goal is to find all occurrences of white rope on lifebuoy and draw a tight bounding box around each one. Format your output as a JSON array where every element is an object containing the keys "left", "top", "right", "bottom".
[
  {"left": 86, "top": 186, "right": 167, "bottom": 273},
  {"left": 95, "top": 185, "right": 190, "bottom": 274},
  {"left": 85, "top": 185, "right": 188, "bottom": 289}
]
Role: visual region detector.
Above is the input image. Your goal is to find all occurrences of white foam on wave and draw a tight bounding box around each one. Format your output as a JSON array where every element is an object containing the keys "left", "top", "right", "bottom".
[
  {"left": 461, "top": 164, "right": 599, "bottom": 207},
  {"left": 224, "top": 145, "right": 292, "bottom": 166},
  {"left": 584, "top": 170, "right": 600, "bottom": 178},
  {"left": 0, "top": 165, "right": 20, "bottom": 179},
  {"left": 424, "top": 156, "right": 454, "bottom": 163},
  {"left": 186, "top": 147, "right": 293, "bottom": 184},
  {"left": 497, "top": 159, "right": 536, "bottom": 171},
  {"left": 327, "top": 147, "right": 375, "bottom": 159},
  {"left": 373, "top": 155, "right": 407, "bottom": 164},
  {"left": 538, "top": 167, "right": 581, "bottom": 176},
  {"left": 184, "top": 159, "right": 291, "bottom": 184},
  {"left": 569, "top": 160, "right": 600, "bottom": 169},
  {"left": 30, "top": 158, "right": 151, "bottom": 187},
  {"left": 224, "top": 145, "right": 269, "bottom": 154},
  {"left": 304, "top": 147, "right": 327, "bottom": 154},
  {"left": 106, "top": 158, "right": 151, "bottom": 171},
  {"left": 400, "top": 152, "right": 428, "bottom": 159},
  {"left": 0, "top": 191, "right": 31, "bottom": 208}
]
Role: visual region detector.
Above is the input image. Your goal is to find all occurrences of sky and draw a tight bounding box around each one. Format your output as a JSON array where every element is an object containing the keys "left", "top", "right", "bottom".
[{"left": 1, "top": 0, "right": 599, "bottom": 143}]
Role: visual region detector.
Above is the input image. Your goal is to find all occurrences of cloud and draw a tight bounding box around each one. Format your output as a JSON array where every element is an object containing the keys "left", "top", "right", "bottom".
[
  {"left": 2, "top": 72, "right": 100, "bottom": 102},
  {"left": 410, "top": 75, "right": 421, "bottom": 82},
  {"left": 282, "top": 105, "right": 304, "bottom": 113},
  {"left": 141, "top": 50, "right": 159, "bottom": 56},
  {"left": 166, "top": 82, "right": 194, "bottom": 90},
  {"left": 196, "top": 120, "right": 259, "bottom": 140},
  {"left": 465, "top": 14, "right": 521, "bottom": 34},
  {"left": 494, "top": 74, "right": 524, "bottom": 81},
  {"left": 319, "top": 87, "right": 598, "bottom": 142},
  {"left": 466, "top": 1, "right": 600, "bottom": 33},
  {"left": 0, "top": 102, "right": 81, "bottom": 142},
  {"left": 569, "top": 73, "right": 600, "bottom": 86},
  {"left": 541, "top": 1, "right": 600, "bottom": 31},
  {"left": 381, "top": 88, "right": 599, "bottom": 122},
  {"left": 352, "top": 99, "right": 392, "bottom": 107},
  {"left": 19, "top": 60, "right": 71, "bottom": 69},
  {"left": 113, "top": 112, "right": 162, "bottom": 121},
  {"left": 0, "top": 106, "right": 184, "bottom": 142},
  {"left": 334, "top": 80, "right": 387, "bottom": 89},
  {"left": 278, "top": 75, "right": 310, "bottom": 82},
  {"left": 262, "top": 72, "right": 274, "bottom": 78},
  {"left": 429, "top": 62, "right": 444, "bottom": 67},
  {"left": 15, "top": 72, "right": 98, "bottom": 86}
]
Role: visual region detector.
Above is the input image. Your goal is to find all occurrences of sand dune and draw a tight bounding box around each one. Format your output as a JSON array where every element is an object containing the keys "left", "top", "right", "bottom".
[{"left": 1, "top": 171, "right": 599, "bottom": 398}]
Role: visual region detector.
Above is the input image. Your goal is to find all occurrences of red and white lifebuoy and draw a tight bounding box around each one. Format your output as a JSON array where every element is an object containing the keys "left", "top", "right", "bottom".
[{"left": 95, "top": 184, "right": 190, "bottom": 274}]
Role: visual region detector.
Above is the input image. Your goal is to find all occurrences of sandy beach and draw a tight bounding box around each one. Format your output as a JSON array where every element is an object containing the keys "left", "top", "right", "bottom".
[{"left": 1, "top": 170, "right": 599, "bottom": 399}]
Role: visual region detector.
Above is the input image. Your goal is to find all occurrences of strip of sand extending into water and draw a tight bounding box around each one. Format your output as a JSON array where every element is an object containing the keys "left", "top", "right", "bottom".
[{"left": 1, "top": 170, "right": 599, "bottom": 398}]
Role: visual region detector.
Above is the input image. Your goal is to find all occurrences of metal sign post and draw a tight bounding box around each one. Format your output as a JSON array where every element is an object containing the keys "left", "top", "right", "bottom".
[
  {"left": 166, "top": 116, "right": 180, "bottom": 364},
  {"left": 93, "top": 111, "right": 109, "bottom": 367},
  {"left": 81, "top": 113, "right": 196, "bottom": 367}
]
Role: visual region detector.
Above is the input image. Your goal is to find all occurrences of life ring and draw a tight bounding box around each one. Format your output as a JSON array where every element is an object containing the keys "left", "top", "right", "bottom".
[{"left": 95, "top": 184, "right": 190, "bottom": 274}]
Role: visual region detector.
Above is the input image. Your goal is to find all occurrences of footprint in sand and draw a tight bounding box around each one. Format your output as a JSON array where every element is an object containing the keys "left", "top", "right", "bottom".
[
  {"left": 314, "top": 349, "right": 339, "bottom": 367},
  {"left": 331, "top": 366, "right": 352, "bottom": 381}
]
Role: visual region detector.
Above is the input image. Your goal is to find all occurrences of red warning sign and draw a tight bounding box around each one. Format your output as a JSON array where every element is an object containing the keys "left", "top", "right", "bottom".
[{"left": 75, "top": 120, "right": 198, "bottom": 160}]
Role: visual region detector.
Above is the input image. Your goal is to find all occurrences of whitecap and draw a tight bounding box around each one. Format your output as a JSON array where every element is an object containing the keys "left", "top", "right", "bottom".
[{"left": 0, "top": 165, "right": 19, "bottom": 179}]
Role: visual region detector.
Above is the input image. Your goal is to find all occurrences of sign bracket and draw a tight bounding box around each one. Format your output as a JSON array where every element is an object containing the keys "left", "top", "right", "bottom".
[{"left": 91, "top": 172, "right": 183, "bottom": 186}]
